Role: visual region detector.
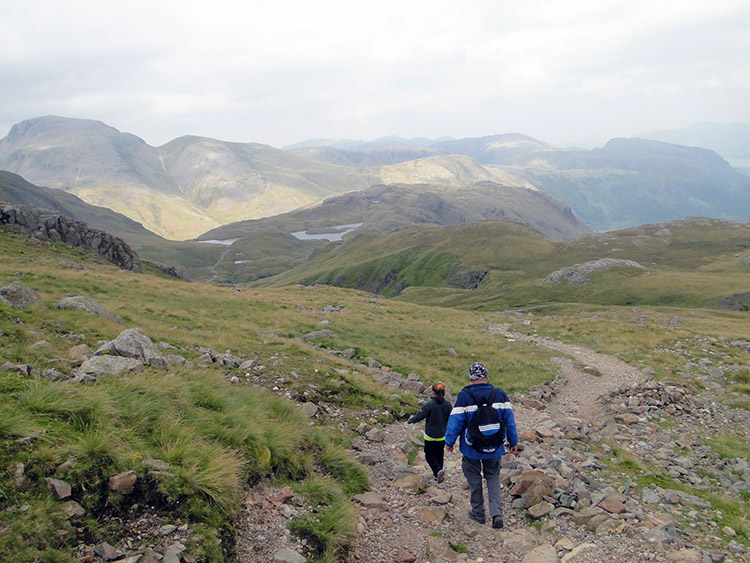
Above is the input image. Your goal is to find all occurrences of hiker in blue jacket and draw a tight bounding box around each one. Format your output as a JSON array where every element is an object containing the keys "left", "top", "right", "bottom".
[
  {"left": 445, "top": 362, "right": 519, "bottom": 529},
  {"left": 408, "top": 382, "right": 452, "bottom": 483}
]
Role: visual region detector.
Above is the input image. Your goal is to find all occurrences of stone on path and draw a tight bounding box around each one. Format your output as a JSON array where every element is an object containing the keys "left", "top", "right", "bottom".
[
  {"left": 426, "top": 536, "right": 457, "bottom": 562},
  {"left": 528, "top": 500, "right": 555, "bottom": 518},
  {"left": 94, "top": 542, "right": 125, "bottom": 561},
  {"left": 666, "top": 549, "right": 703, "bottom": 562},
  {"left": 274, "top": 547, "right": 306, "bottom": 563},
  {"left": 560, "top": 543, "right": 597, "bottom": 563},
  {"left": 418, "top": 505, "right": 446, "bottom": 522},
  {"left": 598, "top": 496, "right": 625, "bottom": 514},
  {"left": 352, "top": 492, "right": 388, "bottom": 510},
  {"left": 521, "top": 543, "right": 559, "bottom": 563},
  {"left": 396, "top": 548, "right": 417, "bottom": 562},
  {"left": 300, "top": 402, "right": 318, "bottom": 418}
]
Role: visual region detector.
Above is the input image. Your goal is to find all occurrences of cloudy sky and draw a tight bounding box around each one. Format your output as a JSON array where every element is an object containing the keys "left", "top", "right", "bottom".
[{"left": 2, "top": 0, "right": 748, "bottom": 148}]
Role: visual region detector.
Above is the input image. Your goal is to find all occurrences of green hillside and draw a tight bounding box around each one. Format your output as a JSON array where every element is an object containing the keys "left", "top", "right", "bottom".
[
  {"left": 0, "top": 229, "right": 558, "bottom": 561},
  {"left": 2, "top": 218, "right": 750, "bottom": 560},
  {"left": 255, "top": 217, "right": 750, "bottom": 311}
]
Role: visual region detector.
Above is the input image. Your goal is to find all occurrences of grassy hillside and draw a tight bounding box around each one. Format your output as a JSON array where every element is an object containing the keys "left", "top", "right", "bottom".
[
  {"left": 0, "top": 230, "right": 559, "bottom": 561},
  {"left": 254, "top": 217, "right": 750, "bottom": 311}
]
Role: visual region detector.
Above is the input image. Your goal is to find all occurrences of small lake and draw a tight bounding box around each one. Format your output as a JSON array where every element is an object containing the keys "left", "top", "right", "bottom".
[
  {"left": 290, "top": 223, "right": 363, "bottom": 242},
  {"left": 198, "top": 238, "right": 240, "bottom": 246}
]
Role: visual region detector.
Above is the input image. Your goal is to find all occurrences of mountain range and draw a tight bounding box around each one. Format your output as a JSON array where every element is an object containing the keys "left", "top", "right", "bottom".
[{"left": 1, "top": 117, "right": 748, "bottom": 243}]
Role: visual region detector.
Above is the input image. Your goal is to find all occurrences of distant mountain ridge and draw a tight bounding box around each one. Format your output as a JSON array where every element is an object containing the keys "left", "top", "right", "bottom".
[
  {"left": 1, "top": 116, "right": 748, "bottom": 243},
  {"left": 638, "top": 122, "right": 750, "bottom": 165},
  {"left": 0, "top": 117, "right": 527, "bottom": 240}
]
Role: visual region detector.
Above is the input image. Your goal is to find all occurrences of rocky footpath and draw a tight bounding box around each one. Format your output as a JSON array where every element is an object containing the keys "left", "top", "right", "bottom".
[{"left": 234, "top": 324, "right": 749, "bottom": 563}]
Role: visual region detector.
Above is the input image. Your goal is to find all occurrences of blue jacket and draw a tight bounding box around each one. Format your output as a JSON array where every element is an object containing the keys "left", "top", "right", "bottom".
[{"left": 445, "top": 383, "right": 518, "bottom": 460}]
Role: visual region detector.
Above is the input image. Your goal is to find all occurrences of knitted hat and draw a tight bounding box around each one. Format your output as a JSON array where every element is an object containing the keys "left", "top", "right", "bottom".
[{"left": 468, "top": 362, "right": 488, "bottom": 381}]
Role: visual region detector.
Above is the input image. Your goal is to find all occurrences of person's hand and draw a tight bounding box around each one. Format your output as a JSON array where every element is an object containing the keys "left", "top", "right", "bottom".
[
  {"left": 507, "top": 444, "right": 519, "bottom": 456},
  {"left": 446, "top": 445, "right": 454, "bottom": 453}
]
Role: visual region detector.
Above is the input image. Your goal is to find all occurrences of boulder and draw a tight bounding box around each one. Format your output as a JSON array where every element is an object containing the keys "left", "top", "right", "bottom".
[
  {"left": 0, "top": 281, "right": 43, "bottom": 309},
  {"left": 75, "top": 356, "right": 143, "bottom": 378},
  {"left": 95, "top": 328, "right": 168, "bottom": 369},
  {"left": 522, "top": 477, "right": 555, "bottom": 508},
  {"left": 56, "top": 295, "right": 123, "bottom": 324},
  {"left": 528, "top": 500, "right": 555, "bottom": 518}
]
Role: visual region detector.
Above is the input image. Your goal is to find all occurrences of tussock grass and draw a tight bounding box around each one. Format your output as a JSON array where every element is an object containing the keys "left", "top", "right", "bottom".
[{"left": 290, "top": 476, "right": 357, "bottom": 562}]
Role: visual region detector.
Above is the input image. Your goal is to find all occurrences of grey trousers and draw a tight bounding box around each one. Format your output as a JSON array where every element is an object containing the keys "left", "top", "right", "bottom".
[{"left": 462, "top": 456, "right": 502, "bottom": 521}]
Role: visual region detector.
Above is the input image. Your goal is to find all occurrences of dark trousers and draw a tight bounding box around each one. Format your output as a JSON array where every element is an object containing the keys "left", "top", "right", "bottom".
[
  {"left": 424, "top": 440, "right": 445, "bottom": 478},
  {"left": 462, "top": 456, "right": 502, "bottom": 520}
]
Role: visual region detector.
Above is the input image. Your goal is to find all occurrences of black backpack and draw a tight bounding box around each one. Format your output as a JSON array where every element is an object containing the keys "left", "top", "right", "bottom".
[{"left": 464, "top": 387, "right": 505, "bottom": 454}]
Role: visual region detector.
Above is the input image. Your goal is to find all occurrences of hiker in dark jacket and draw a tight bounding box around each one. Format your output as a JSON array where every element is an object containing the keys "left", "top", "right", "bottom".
[
  {"left": 445, "top": 362, "right": 518, "bottom": 529},
  {"left": 408, "top": 382, "right": 452, "bottom": 483}
]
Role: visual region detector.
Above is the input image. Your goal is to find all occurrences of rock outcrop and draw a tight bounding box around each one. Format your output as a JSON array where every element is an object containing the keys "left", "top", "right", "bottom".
[
  {"left": 544, "top": 258, "right": 645, "bottom": 285},
  {"left": 0, "top": 202, "right": 141, "bottom": 272}
]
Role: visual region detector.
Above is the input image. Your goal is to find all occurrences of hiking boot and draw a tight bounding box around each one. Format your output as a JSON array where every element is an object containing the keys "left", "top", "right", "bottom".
[
  {"left": 436, "top": 469, "right": 446, "bottom": 484},
  {"left": 467, "top": 511, "right": 485, "bottom": 525},
  {"left": 492, "top": 515, "right": 504, "bottom": 529}
]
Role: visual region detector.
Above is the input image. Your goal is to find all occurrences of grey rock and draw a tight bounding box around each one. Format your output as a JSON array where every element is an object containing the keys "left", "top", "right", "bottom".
[
  {"left": 95, "top": 328, "right": 168, "bottom": 369},
  {"left": 214, "top": 353, "right": 241, "bottom": 368},
  {"left": 300, "top": 402, "right": 318, "bottom": 418},
  {"left": 60, "top": 500, "right": 86, "bottom": 518},
  {"left": 274, "top": 547, "right": 306, "bottom": 562},
  {"left": 352, "top": 492, "right": 389, "bottom": 510},
  {"left": 75, "top": 355, "right": 143, "bottom": 378},
  {"left": 521, "top": 544, "right": 559, "bottom": 563},
  {"left": 544, "top": 258, "right": 644, "bottom": 285},
  {"left": 0, "top": 281, "right": 43, "bottom": 309},
  {"left": 44, "top": 478, "right": 71, "bottom": 499},
  {"left": 56, "top": 295, "right": 123, "bottom": 324},
  {"left": 303, "top": 329, "right": 334, "bottom": 341},
  {"left": 94, "top": 542, "right": 125, "bottom": 561}
]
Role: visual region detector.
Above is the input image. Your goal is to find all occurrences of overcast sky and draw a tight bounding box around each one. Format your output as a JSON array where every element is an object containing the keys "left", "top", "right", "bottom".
[{"left": 2, "top": 0, "right": 748, "bottom": 149}]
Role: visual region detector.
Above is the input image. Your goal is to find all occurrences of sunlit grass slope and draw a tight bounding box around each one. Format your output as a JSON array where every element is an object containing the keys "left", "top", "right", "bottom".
[{"left": 0, "top": 231, "right": 560, "bottom": 561}]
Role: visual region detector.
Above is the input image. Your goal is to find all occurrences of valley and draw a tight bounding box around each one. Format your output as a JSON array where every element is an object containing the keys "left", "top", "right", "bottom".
[{"left": 0, "top": 116, "right": 749, "bottom": 563}]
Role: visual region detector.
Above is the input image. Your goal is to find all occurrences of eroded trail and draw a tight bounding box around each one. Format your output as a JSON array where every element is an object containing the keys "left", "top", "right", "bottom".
[
  {"left": 488, "top": 323, "right": 648, "bottom": 421},
  {"left": 236, "top": 323, "right": 733, "bottom": 563}
]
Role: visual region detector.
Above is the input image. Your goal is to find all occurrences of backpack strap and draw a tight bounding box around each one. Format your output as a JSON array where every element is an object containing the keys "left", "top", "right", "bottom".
[{"left": 464, "top": 387, "right": 496, "bottom": 406}]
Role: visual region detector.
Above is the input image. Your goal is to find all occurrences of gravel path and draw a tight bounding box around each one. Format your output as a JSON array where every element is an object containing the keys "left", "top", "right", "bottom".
[{"left": 488, "top": 323, "right": 648, "bottom": 421}]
